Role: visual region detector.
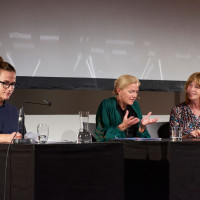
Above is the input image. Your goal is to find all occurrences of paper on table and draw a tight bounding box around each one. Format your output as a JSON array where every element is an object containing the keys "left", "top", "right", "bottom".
[
  {"left": 135, "top": 138, "right": 161, "bottom": 141},
  {"left": 25, "top": 132, "right": 38, "bottom": 142},
  {"left": 114, "top": 136, "right": 161, "bottom": 141},
  {"left": 47, "top": 140, "right": 76, "bottom": 144}
]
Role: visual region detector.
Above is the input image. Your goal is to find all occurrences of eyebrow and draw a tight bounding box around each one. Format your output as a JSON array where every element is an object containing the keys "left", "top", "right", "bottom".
[{"left": 2, "top": 80, "right": 16, "bottom": 83}]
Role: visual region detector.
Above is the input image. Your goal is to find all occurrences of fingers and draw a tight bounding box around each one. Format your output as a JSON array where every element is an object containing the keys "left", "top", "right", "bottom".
[
  {"left": 15, "top": 135, "right": 22, "bottom": 139},
  {"left": 196, "top": 129, "right": 200, "bottom": 135},
  {"left": 128, "top": 116, "right": 134, "bottom": 120},
  {"left": 129, "top": 117, "right": 140, "bottom": 125},
  {"left": 192, "top": 133, "right": 198, "bottom": 138},
  {"left": 124, "top": 110, "right": 129, "bottom": 118},
  {"left": 146, "top": 112, "right": 152, "bottom": 118},
  {"left": 15, "top": 133, "right": 22, "bottom": 139},
  {"left": 11, "top": 132, "right": 22, "bottom": 139},
  {"left": 123, "top": 116, "right": 140, "bottom": 129},
  {"left": 149, "top": 117, "right": 159, "bottom": 124},
  {"left": 16, "top": 132, "right": 22, "bottom": 137},
  {"left": 191, "top": 131, "right": 198, "bottom": 138},
  {"left": 141, "top": 117, "right": 158, "bottom": 126}
]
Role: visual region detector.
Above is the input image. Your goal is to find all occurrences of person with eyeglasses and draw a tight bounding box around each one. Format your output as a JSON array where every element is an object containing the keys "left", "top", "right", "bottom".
[{"left": 0, "top": 57, "right": 22, "bottom": 143}]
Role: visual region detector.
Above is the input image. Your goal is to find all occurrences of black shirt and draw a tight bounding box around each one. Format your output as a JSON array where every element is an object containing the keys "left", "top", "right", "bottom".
[{"left": 116, "top": 103, "right": 139, "bottom": 138}]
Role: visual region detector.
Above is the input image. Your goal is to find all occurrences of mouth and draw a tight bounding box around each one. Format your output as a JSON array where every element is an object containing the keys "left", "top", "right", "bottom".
[
  {"left": 130, "top": 99, "right": 135, "bottom": 102},
  {"left": 188, "top": 93, "right": 196, "bottom": 95},
  {"left": 4, "top": 92, "right": 11, "bottom": 96}
]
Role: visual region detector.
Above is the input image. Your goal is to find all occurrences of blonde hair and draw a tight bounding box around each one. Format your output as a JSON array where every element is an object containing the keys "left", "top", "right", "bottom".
[
  {"left": 113, "top": 74, "right": 140, "bottom": 95},
  {"left": 185, "top": 72, "right": 200, "bottom": 104}
]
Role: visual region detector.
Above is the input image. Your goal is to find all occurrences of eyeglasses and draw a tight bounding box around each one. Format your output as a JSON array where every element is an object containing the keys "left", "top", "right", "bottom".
[{"left": 0, "top": 81, "right": 18, "bottom": 88}]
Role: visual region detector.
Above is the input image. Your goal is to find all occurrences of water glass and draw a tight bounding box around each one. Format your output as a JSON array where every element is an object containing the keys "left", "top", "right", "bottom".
[
  {"left": 171, "top": 127, "right": 183, "bottom": 141},
  {"left": 37, "top": 124, "right": 49, "bottom": 144},
  {"left": 79, "top": 111, "right": 89, "bottom": 128},
  {"left": 77, "top": 111, "right": 92, "bottom": 143}
]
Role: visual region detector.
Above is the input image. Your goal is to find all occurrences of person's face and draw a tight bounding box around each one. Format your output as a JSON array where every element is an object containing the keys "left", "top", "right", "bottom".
[
  {"left": 186, "top": 81, "right": 200, "bottom": 102},
  {"left": 0, "top": 70, "right": 16, "bottom": 104},
  {"left": 117, "top": 83, "right": 139, "bottom": 106}
]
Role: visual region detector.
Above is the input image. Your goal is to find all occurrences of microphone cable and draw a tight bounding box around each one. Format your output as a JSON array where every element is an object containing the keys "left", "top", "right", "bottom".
[
  {"left": 3, "top": 99, "right": 51, "bottom": 199},
  {"left": 3, "top": 132, "right": 17, "bottom": 200},
  {"left": 3, "top": 132, "right": 36, "bottom": 200},
  {"left": 3, "top": 113, "right": 23, "bottom": 200}
]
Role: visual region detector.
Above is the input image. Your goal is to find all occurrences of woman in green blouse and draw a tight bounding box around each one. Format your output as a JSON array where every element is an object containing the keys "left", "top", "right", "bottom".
[{"left": 95, "top": 74, "right": 158, "bottom": 142}]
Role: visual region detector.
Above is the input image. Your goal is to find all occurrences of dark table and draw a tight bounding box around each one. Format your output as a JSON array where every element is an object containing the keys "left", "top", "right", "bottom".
[
  {"left": 170, "top": 140, "right": 200, "bottom": 200},
  {"left": 111, "top": 138, "right": 200, "bottom": 200},
  {"left": 0, "top": 143, "right": 124, "bottom": 200},
  {"left": 1, "top": 139, "right": 200, "bottom": 200}
]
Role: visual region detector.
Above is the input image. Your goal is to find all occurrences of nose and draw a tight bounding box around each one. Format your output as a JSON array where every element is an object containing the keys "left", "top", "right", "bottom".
[
  {"left": 190, "top": 85, "right": 195, "bottom": 91},
  {"left": 7, "top": 85, "right": 15, "bottom": 92},
  {"left": 187, "top": 84, "right": 193, "bottom": 91},
  {"left": 133, "top": 92, "right": 137, "bottom": 98}
]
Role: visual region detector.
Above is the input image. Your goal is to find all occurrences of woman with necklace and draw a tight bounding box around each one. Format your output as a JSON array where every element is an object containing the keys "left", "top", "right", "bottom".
[
  {"left": 95, "top": 74, "right": 158, "bottom": 142},
  {"left": 170, "top": 72, "right": 200, "bottom": 138}
]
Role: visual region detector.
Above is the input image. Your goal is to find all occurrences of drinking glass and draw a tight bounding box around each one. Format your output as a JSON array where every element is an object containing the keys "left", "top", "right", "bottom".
[
  {"left": 77, "top": 111, "right": 92, "bottom": 143},
  {"left": 171, "top": 127, "right": 183, "bottom": 141},
  {"left": 37, "top": 124, "right": 49, "bottom": 144}
]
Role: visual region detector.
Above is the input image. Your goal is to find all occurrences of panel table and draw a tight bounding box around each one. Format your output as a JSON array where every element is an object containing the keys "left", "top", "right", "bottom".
[{"left": 0, "top": 143, "right": 124, "bottom": 200}]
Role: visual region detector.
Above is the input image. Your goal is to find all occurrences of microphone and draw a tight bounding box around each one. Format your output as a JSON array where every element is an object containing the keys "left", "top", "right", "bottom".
[
  {"left": 18, "top": 106, "right": 25, "bottom": 138},
  {"left": 25, "top": 99, "right": 52, "bottom": 106},
  {"left": 18, "top": 106, "right": 24, "bottom": 124},
  {"left": 14, "top": 99, "right": 52, "bottom": 144},
  {"left": 43, "top": 99, "right": 52, "bottom": 106}
]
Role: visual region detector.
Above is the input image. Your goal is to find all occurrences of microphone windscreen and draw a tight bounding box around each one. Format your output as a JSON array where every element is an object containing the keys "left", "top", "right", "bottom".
[{"left": 43, "top": 99, "right": 52, "bottom": 106}]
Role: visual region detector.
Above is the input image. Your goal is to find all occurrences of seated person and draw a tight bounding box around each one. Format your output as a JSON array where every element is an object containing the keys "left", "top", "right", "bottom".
[
  {"left": 170, "top": 72, "right": 200, "bottom": 138},
  {"left": 0, "top": 57, "right": 22, "bottom": 143},
  {"left": 95, "top": 74, "right": 158, "bottom": 142}
]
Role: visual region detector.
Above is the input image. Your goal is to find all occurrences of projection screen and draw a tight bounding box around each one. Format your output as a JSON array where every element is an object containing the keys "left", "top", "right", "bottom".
[{"left": 0, "top": 0, "right": 199, "bottom": 91}]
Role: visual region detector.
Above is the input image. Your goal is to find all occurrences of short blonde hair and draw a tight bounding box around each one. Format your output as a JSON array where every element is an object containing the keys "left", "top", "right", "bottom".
[
  {"left": 113, "top": 74, "right": 140, "bottom": 95},
  {"left": 185, "top": 72, "right": 200, "bottom": 104}
]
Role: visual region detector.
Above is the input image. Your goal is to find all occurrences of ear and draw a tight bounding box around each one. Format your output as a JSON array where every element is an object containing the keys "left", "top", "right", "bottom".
[{"left": 116, "top": 87, "right": 121, "bottom": 95}]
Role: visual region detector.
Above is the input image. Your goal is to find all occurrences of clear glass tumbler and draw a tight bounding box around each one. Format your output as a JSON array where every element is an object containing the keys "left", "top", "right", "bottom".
[
  {"left": 77, "top": 111, "right": 92, "bottom": 143},
  {"left": 37, "top": 124, "right": 49, "bottom": 144}
]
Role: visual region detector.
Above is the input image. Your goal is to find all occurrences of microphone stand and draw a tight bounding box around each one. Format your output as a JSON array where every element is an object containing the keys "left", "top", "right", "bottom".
[
  {"left": 14, "top": 106, "right": 32, "bottom": 144},
  {"left": 14, "top": 99, "right": 52, "bottom": 144}
]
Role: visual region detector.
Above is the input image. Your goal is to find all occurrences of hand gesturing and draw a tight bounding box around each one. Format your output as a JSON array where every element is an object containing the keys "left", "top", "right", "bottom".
[
  {"left": 141, "top": 112, "right": 158, "bottom": 126},
  {"left": 118, "top": 110, "right": 140, "bottom": 131}
]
